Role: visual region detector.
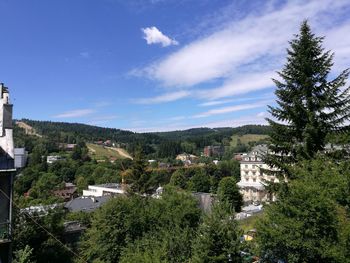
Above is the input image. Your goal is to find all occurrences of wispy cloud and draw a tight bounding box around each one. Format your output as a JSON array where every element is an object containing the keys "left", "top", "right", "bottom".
[
  {"left": 199, "top": 71, "right": 277, "bottom": 100},
  {"left": 192, "top": 101, "right": 268, "bottom": 118},
  {"left": 142, "top": 26, "right": 178, "bottom": 47},
  {"left": 132, "top": 90, "right": 190, "bottom": 104},
  {"left": 53, "top": 109, "right": 95, "bottom": 118},
  {"left": 127, "top": 112, "right": 269, "bottom": 133},
  {"left": 198, "top": 93, "right": 273, "bottom": 107},
  {"left": 79, "top": 51, "right": 90, "bottom": 59},
  {"left": 134, "top": 0, "right": 350, "bottom": 98}
]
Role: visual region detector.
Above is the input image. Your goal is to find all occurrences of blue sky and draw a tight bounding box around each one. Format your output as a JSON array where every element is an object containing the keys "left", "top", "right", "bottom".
[{"left": 1, "top": 0, "right": 350, "bottom": 132}]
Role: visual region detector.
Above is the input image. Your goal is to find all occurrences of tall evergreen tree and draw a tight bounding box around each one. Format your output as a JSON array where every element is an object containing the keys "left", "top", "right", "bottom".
[
  {"left": 265, "top": 21, "right": 350, "bottom": 176},
  {"left": 191, "top": 203, "right": 242, "bottom": 263}
]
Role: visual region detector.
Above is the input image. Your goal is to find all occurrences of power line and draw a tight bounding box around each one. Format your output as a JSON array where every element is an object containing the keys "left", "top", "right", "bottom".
[{"left": 0, "top": 188, "right": 87, "bottom": 263}]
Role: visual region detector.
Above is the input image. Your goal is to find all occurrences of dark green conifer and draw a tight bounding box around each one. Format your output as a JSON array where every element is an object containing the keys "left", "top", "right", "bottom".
[{"left": 265, "top": 20, "right": 350, "bottom": 176}]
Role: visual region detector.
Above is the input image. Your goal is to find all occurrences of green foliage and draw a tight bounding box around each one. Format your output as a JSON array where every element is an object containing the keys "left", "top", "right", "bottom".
[
  {"left": 188, "top": 168, "right": 211, "bottom": 192},
  {"left": 157, "top": 141, "right": 182, "bottom": 158},
  {"left": 79, "top": 187, "right": 201, "bottom": 263},
  {"left": 13, "top": 245, "right": 35, "bottom": 263},
  {"left": 13, "top": 208, "right": 72, "bottom": 263},
  {"left": 120, "top": 226, "right": 195, "bottom": 263},
  {"left": 257, "top": 158, "right": 350, "bottom": 262},
  {"left": 266, "top": 21, "right": 350, "bottom": 176},
  {"left": 217, "top": 177, "right": 243, "bottom": 213},
  {"left": 170, "top": 169, "right": 188, "bottom": 189},
  {"left": 127, "top": 148, "right": 149, "bottom": 193},
  {"left": 191, "top": 203, "right": 242, "bottom": 263},
  {"left": 20, "top": 119, "right": 270, "bottom": 159}
]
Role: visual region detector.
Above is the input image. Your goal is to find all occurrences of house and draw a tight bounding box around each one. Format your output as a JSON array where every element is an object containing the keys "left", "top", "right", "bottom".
[
  {"left": 103, "top": 140, "right": 112, "bottom": 146},
  {"left": 176, "top": 153, "right": 198, "bottom": 165},
  {"left": 0, "top": 84, "right": 16, "bottom": 263},
  {"left": 14, "top": 148, "right": 28, "bottom": 168},
  {"left": 237, "top": 145, "right": 278, "bottom": 203},
  {"left": 203, "top": 145, "right": 224, "bottom": 157},
  {"left": 64, "top": 196, "right": 111, "bottom": 212},
  {"left": 47, "top": 155, "right": 65, "bottom": 164},
  {"left": 53, "top": 183, "right": 77, "bottom": 201},
  {"left": 21, "top": 203, "right": 61, "bottom": 215},
  {"left": 233, "top": 153, "right": 245, "bottom": 161},
  {"left": 59, "top": 143, "right": 76, "bottom": 151},
  {"left": 63, "top": 221, "right": 87, "bottom": 245},
  {"left": 82, "top": 183, "right": 125, "bottom": 197}
]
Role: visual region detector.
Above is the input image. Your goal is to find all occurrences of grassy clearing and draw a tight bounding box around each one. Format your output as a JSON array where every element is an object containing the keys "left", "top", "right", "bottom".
[
  {"left": 86, "top": 143, "right": 132, "bottom": 160},
  {"left": 230, "top": 134, "right": 269, "bottom": 147}
]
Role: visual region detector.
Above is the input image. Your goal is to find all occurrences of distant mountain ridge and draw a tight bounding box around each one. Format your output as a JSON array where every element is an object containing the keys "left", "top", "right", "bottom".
[
  {"left": 17, "top": 118, "right": 270, "bottom": 140},
  {"left": 15, "top": 119, "right": 271, "bottom": 157}
]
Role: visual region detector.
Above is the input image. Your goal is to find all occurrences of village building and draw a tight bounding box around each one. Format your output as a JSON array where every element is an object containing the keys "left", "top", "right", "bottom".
[
  {"left": 175, "top": 153, "right": 198, "bottom": 165},
  {"left": 0, "top": 84, "right": 16, "bottom": 263},
  {"left": 203, "top": 145, "right": 224, "bottom": 157},
  {"left": 53, "top": 182, "right": 77, "bottom": 201},
  {"left": 237, "top": 145, "right": 278, "bottom": 203},
  {"left": 59, "top": 143, "right": 77, "bottom": 151},
  {"left": 47, "top": 155, "right": 65, "bottom": 164},
  {"left": 14, "top": 148, "right": 28, "bottom": 169},
  {"left": 82, "top": 183, "right": 125, "bottom": 197},
  {"left": 64, "top": 196, "right": 111, "bottom": 212}
]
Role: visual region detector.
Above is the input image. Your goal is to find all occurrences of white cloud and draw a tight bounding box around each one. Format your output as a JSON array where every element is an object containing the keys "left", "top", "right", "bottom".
[
  {"left": 80, "top": 52, "right": 90, "bottom": 59},
  {"left": 133, "top": 90, "right": 190, "bottom": 104},
  {"left": 127, "top": 113, "right": 268, "bottom": 132},
  {"left": 142, "top": 26, "right": 178, "bottom": 47},
  {"left": 136, "top": 0, "right": 350, "bottom": 94},
  {"left": 53, "top": 109, "right": 95, "bottom": 118},
  {"left": 192, "top": 101, "right": 269, "bottom": 118},
  {"left": 199, "top": 71, "right": 276, "bottom": 100},
  {"left": 257, "top": 111, "right": 267, "bottom": 117},
  {"left": 198, "top": 93, "right": 274, "bottom": 107}
]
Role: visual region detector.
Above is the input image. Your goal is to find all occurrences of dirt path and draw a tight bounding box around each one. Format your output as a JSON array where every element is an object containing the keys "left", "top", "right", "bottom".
[
  {"left": 106, "top": 146, "right": 133, "bottom": 159},
  {"left": 16, "top": 121, "right": 42, "bottom": 137}
]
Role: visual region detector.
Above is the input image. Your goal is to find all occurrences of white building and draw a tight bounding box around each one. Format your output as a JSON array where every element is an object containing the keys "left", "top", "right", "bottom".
[
  {"left": 14, "top": 148, "right": 28, "bottom": 168},
  {"left": 82, "top": 183, "right": 125, "bottom": 197},
  {"left": 237, "top": 145, "right": 278, "bottom": 203},
  {"left": 47, "top": 155, "right": 65, "bottom": 164}
]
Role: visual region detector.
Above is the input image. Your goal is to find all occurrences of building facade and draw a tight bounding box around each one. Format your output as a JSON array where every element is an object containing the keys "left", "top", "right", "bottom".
[
  {"left": 0, "top": 84, "right": 15, "bottom": 263},
  {"left": 82, "top": 183, "right": 125, "bottom": 197},
  {"left": 203, "top": 145, "right": 224, "bottom": 157},
  {"left": 14, "top": 148, "right": 28, "bottom": 169},
  {"left": 237, "top": 145, "right": 278, "bottom": 203}
]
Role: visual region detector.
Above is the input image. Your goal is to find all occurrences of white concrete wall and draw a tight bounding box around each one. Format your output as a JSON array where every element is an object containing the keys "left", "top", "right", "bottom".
[
  {"left": 0, "top": 86, "right": 14, "bottom": 159},
  {"left": 238, "top": 156, "right": 279, "bottom": 203},
  {"left": 83, "top": 185, "right": 124, "bottom": 197}
]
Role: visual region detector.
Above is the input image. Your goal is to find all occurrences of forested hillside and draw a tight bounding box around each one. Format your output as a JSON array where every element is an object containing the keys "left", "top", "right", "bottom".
[{"left": 15, "top": 119, "right": 271, "bottom": 158}]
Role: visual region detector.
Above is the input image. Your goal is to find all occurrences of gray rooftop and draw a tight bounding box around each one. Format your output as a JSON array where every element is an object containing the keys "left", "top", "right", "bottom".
[{"left": 64, "top": 196, "right": 111, "bottom": 212}]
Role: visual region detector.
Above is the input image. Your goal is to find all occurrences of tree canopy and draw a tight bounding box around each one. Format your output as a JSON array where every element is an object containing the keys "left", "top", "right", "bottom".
[{"left": 266, "top": 21, "right": 350, "bottom": 176}]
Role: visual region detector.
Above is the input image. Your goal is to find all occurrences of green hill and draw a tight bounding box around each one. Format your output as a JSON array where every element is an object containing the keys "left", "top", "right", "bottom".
[
  {"left": 87, "top": 143, "right": 132, "bottom": 160},
  {"left": 230, "top": 134, "right": 269, "bottom": 147}
]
